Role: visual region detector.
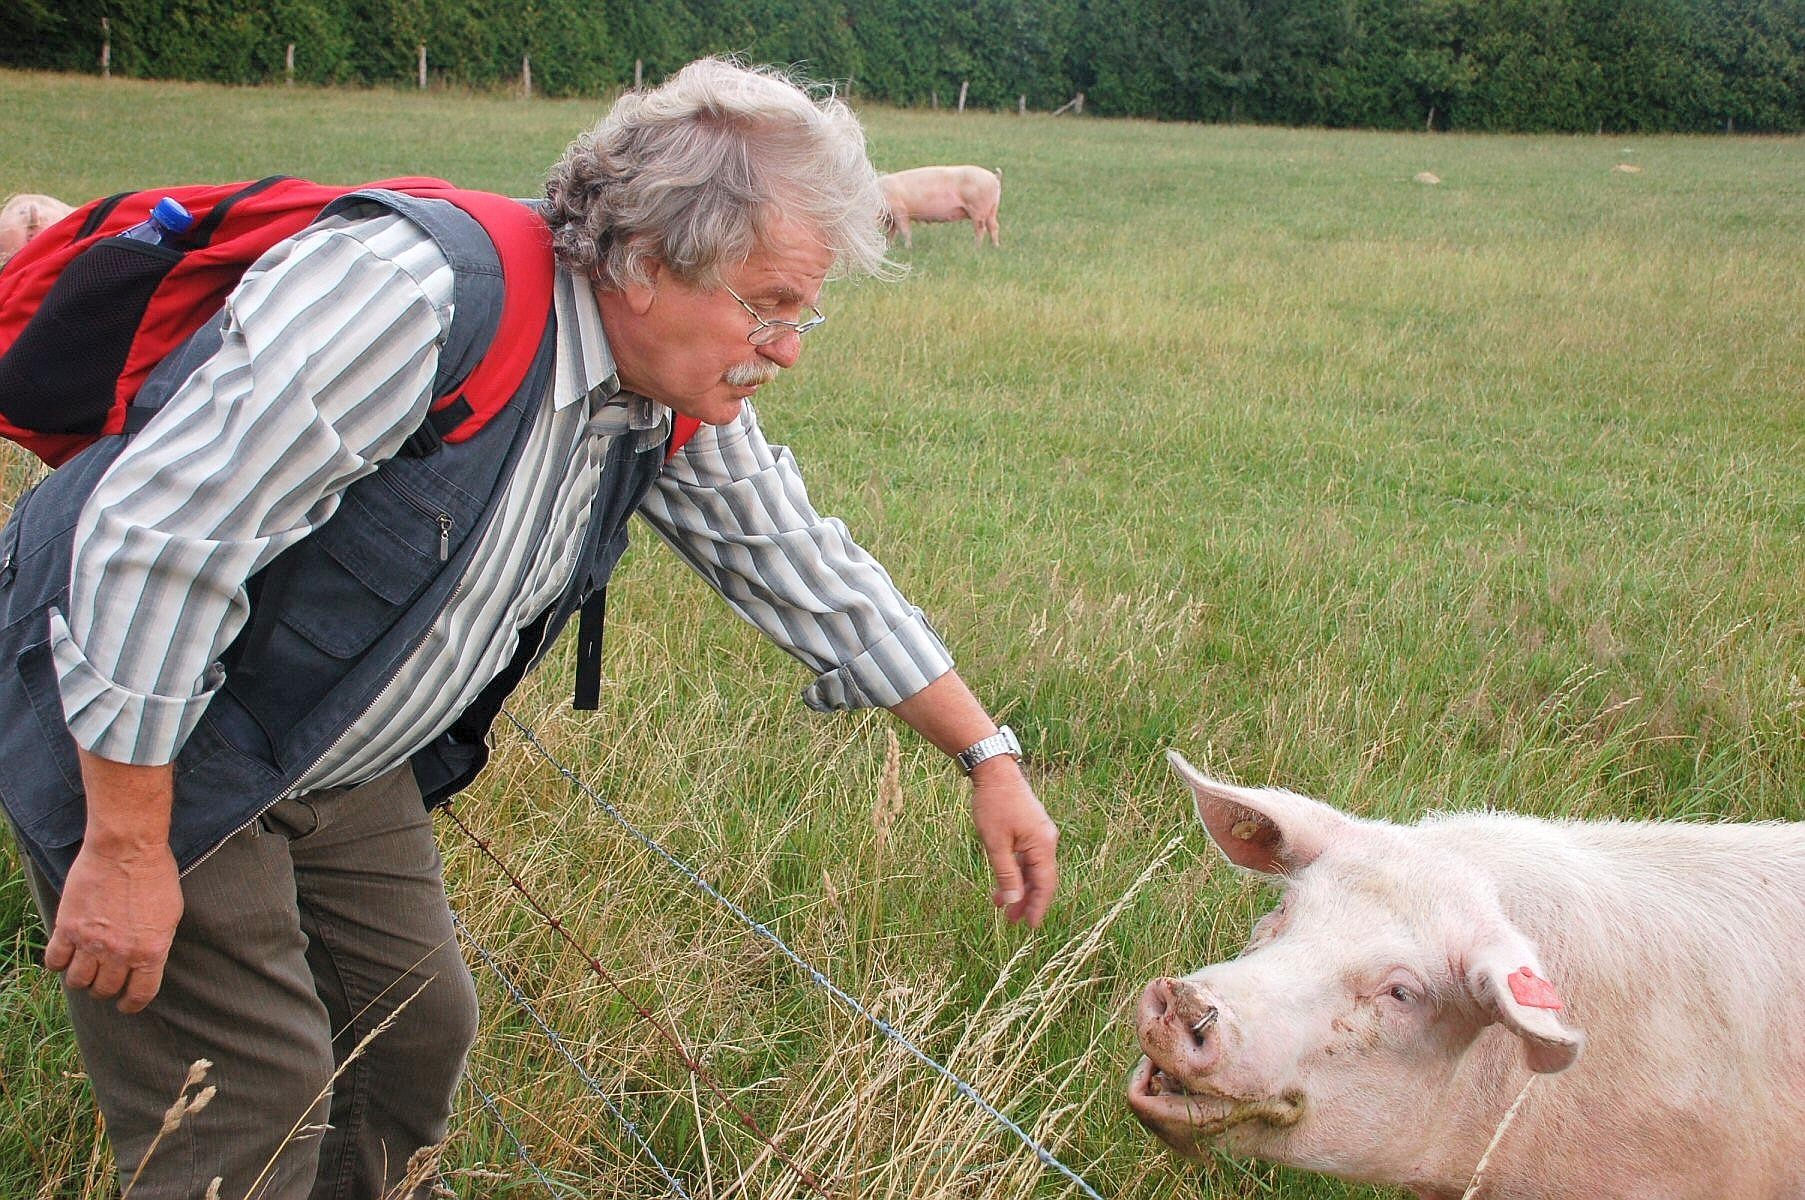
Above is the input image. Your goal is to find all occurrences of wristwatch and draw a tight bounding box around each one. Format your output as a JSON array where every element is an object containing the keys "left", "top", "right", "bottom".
[{"left": 955, "top": 725, "right": 1022, "bottom": 775}]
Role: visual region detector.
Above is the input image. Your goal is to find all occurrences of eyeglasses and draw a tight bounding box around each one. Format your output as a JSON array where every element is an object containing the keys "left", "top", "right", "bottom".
[{"left": 723, "top": 284, "right": 826, "bottom": 346}]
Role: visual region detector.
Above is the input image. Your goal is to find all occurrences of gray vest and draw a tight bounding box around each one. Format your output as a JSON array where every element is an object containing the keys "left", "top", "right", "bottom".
[{"left": 0, "top": 191, "right": 666, "bottom": 890}]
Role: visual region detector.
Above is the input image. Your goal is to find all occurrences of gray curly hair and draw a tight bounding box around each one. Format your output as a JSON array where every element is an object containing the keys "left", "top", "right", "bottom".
[{"left": 545, "top": 57, "right": 896, "bottom": 290}]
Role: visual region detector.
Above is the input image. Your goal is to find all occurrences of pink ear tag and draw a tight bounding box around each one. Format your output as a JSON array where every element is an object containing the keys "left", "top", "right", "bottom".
[{"left": 1508, "top": 966, "right": 1564, "bottom": 1011}]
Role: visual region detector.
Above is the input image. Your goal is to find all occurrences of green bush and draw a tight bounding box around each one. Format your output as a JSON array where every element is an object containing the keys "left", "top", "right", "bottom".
[{"left": 0, "top": 0, "right": 1797, "bottom": 129}]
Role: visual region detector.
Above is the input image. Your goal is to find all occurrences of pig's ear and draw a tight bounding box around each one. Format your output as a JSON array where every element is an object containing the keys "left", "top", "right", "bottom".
[
  {"left": 1465, "top": 931, "right": 1585, "bottom": 1074},
  {"left": 1166, "top": 750, "right": 1349, "bottom": 876}
]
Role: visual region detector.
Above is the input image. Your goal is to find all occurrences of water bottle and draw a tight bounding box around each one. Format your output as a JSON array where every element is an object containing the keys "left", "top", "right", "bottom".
[{"left": 118, "top": 196, "right": 195, "bottom": 245}]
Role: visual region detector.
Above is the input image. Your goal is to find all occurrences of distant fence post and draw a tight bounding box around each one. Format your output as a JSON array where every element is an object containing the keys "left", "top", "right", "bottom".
[
  {"left": 958, "top": 80, "right": 968, "bottom": 112},
  {"left": 931, "top": 89, "right": 939, "bottom": 109},
  {"left": 635, "top": 58, "right": 643, "bottom": 90},
  {"left": 417, "top": 43, "right": 426, "bottom": 89},
  {"left": 1018, "top": 94, "right": 1025, "bottom": 115},
  {"left": 100, "top": 17, "right": 110, "bottom": 79},
  {"left": 1052, "top": 92, "right": 1085, "bottom": 116},
  {"left": 522, "top": 54, "right": 531, "bottom": 98},
  {"left": 285, "top": 43, "right": 295, "bottom": 86}
]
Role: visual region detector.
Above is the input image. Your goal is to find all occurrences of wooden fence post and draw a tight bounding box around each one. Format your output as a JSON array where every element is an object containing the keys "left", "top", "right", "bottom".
[
  {"left": 100, "top": 17, "right": 110, "bottom": 79},
  {"left": 286, "top": 43, "right": 295, "bottom": 86},
  {"left": 417, "top": 43, "right": 426, "bottom": 89},
  {"left": 1018, "top": 94, "right": 1026, "bottom": 115},
  {"left": 522, "top": 54, "right": 532, "bottom": 98},
  {"left": 635, "top": 58, "right": 643, "bottom": 90},
  {"left": 958, "top": 80, "right": 968, "bottom": 112},
  {"left": 1075, "top": 91, "right": 1084, "bottom": 114},
  {"left": 931, "top": 90, "right": 939, "bottom": 109}
]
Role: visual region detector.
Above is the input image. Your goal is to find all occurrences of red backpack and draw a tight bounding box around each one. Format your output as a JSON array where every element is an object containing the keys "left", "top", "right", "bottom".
[{"left": 0, "top": 176, "right": 701, "bottom": 467}]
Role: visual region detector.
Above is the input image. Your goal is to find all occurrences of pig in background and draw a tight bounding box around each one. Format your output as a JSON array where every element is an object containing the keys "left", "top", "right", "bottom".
[
  {"left": 1129, "top": 750, "right": 1805, "bottom": 1200},
  {"left": 0, "top": 193, "right": 74, "bottom": 264},
  {"left": 878, "top": 165, "right": 1002, "bottom": 247}
]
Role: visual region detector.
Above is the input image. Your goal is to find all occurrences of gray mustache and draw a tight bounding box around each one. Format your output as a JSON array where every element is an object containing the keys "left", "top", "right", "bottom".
[{"left": 724, "top": 360, "right": 782, "bottom": 388}]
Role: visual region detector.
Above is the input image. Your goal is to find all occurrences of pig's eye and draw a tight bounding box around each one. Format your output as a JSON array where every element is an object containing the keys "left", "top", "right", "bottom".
[{"left": 1376, "top": 970, "right": 1425, "bottom": 1008}]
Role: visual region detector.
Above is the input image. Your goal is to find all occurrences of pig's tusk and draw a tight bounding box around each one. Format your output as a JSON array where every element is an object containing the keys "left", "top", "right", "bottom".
[{"left": 1190, "top": 1009, "right": 1219, "bottom": 1037}]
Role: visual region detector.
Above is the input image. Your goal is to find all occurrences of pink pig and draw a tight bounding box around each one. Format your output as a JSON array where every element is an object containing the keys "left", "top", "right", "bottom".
[
  {"left": 1130, "top": 750, "right": 1805, "bottom": 1200},
  {"left": 877, "top": 165, "right": 1001, "bottom": 247},
  {"left": 0, "top": 193, "right": 74, "bottom": 263}
]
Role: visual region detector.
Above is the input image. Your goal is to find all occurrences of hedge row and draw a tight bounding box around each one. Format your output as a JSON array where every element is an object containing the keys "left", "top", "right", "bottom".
[{"left": 6, "top": 0, "right": 1802, "bottom": 132}]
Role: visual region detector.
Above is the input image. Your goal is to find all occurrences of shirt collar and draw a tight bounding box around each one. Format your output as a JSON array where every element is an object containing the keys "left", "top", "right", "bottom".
[{"left": 552, "top": 267, "right": 670, "bottom": 443}]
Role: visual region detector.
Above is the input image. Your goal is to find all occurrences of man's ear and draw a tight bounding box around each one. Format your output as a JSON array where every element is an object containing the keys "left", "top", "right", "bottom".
[
  {"left": 1167, "top": 750, "right": 1352, "bottom": 876},
  {"left": 623, "top": 262, "right": 661, "bottom": 316}
]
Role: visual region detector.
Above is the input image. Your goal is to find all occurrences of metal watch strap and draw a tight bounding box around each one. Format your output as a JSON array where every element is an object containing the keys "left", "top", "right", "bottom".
[{"left": 956, "top": 725, "right": 1022, "bottom": 774}]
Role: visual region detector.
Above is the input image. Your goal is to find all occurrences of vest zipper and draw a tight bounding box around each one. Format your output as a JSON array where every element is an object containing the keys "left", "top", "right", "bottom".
[
  {"left": 0, "top": 484, "right": 34, "bottom": 584},
  {"left": 379, "top": 473, "right": 454, "bottom": 562}
]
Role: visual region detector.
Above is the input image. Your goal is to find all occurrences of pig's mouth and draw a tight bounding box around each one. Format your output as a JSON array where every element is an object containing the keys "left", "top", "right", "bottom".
[{"left": 1127, "top": 1056, "right": 1305, "bottom": 1145}]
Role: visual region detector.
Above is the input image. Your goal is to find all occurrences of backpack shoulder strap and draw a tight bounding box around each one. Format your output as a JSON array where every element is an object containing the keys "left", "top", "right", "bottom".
[
  {"left": 349, "top": 186, "right": 556, "bottom": 452},
  {"left": 312, "top": 186, "right": 552, "bottom": 454},
  {"left": 314, "top": 187, "right": 688, "bottom": 462}
]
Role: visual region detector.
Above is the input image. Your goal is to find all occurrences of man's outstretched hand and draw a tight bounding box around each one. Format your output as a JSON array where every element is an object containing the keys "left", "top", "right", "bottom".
[{"left": 969, "top": 757, "right": 1058, "bottom": 927}]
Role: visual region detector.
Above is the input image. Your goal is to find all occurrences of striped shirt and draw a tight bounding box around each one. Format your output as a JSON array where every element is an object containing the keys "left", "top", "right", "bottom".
[{"left": 52, "top": 209, "right": 954, "bottom": 780}]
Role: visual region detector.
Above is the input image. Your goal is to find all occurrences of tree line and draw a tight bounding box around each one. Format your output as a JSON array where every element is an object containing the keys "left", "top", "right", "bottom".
[{"left": 5, "top": 0, "right": 1802, "bottom": 132}]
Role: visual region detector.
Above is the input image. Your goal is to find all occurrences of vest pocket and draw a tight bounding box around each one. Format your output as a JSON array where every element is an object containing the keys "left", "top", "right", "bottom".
[
  {"left": 0, "top": 628, "right": 87, "bottom": 855},
  {"left": 271, "top": 481, "right": 446, "bottom": 659}
]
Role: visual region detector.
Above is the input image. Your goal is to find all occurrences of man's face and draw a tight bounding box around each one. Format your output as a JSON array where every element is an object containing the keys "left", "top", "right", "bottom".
[{"left": 602, "top": 217, "right": 835, "bottom": 426}]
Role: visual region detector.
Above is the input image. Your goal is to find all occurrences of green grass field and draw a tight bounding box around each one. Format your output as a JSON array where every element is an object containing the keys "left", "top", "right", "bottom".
[{"left": 1, "top": 67, "right": 1800, "bottom": 1199}]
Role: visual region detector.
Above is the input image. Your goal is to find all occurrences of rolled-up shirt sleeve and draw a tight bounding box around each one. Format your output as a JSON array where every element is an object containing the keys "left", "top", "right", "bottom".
[
  {"left": 637, "top": 401, "right": 955, "bottom": 712},
  {"left": 54, "top": 212, "right": 455, "bottom": 764}
]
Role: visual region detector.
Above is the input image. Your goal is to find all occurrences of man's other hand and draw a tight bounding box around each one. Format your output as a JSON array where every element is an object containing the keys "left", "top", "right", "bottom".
[
  {"left": 46, "top": 838, "right": 183, "bottom": 1013},
  {"left": 47, "top": 752, "right": 183, "bottom": 1012}
]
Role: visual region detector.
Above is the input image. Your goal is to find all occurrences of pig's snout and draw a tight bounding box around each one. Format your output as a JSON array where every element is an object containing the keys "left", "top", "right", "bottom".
[{"left": 1138, "top": 976, "right": 1225, "bottom": 1081}]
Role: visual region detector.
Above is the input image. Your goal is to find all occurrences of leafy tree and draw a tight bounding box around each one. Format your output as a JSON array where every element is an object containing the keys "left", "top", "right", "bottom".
[{"left": 0, "top": 0, "right": 1796, "bottom": 131}]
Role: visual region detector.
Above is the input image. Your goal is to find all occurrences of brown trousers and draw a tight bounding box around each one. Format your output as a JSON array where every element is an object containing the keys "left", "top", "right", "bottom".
[{"left": 24, "top": 765, "right": 479, "bottom": 1200}]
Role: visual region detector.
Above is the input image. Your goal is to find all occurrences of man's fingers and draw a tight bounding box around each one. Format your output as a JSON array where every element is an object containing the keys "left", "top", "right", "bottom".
[
  {"left": 980, "top": 825, "right": 1027, "bottom": 909},
  {"left": 983, "top": 828, "right": 1062, "bottom": 927},
  {"left": 43, "top": 929, "right": 74, "bottom": 973},
  {"left": 1016, "top": 838, "right": 1059, "bottom": 928},
  {"left": 90, "top": 959, "right": 131, "bottom": 1000},
  {"left": 119, "top": 961, "right": 165, "bottom": 1014},
  {"left": 61, "top": 947, "right": 101, "bottom": 991}
]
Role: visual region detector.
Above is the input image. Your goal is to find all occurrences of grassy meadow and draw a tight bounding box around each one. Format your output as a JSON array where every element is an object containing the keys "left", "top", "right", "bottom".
[{"left": 0, "top": 67, "right": 1800, "bottom": 1199}]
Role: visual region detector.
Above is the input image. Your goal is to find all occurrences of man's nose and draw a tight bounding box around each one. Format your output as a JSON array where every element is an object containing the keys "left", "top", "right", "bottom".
[{"left": 757, "top": 331, "right": 803, "bottom": 369}]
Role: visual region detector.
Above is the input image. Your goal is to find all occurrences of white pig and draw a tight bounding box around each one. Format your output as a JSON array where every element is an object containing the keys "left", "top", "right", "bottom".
[
  {"left": 878, "top": 165, "right": 1001, "bottom": 247},
  {"left": 1129, "top": 750, "right": 1805, "bottom": 1200}
]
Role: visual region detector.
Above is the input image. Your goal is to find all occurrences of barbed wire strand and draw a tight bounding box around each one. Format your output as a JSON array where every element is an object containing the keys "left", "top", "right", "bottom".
[
  {"left": 452, "top": 912, "right": 692, "bottom": 1199},
  {"left": 500, "top": 709, "right": 1106, "bottom": 1200},
  {"left": 443, "top": 802, "right": 835, "bottom": 1197},
  {"left": 463, "top": 1067, "right": 575, "bottom": 1197}
]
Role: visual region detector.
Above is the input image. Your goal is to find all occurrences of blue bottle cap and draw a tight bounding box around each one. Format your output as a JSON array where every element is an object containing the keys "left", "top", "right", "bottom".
[{"left": 150, "top": 196, "right": 196, "bottom": 234}]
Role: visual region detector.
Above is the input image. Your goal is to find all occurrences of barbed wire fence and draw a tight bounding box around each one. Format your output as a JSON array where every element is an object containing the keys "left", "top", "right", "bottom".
[{"left": 438, "top": 708, "right": 1107, "bottom": 1198}]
